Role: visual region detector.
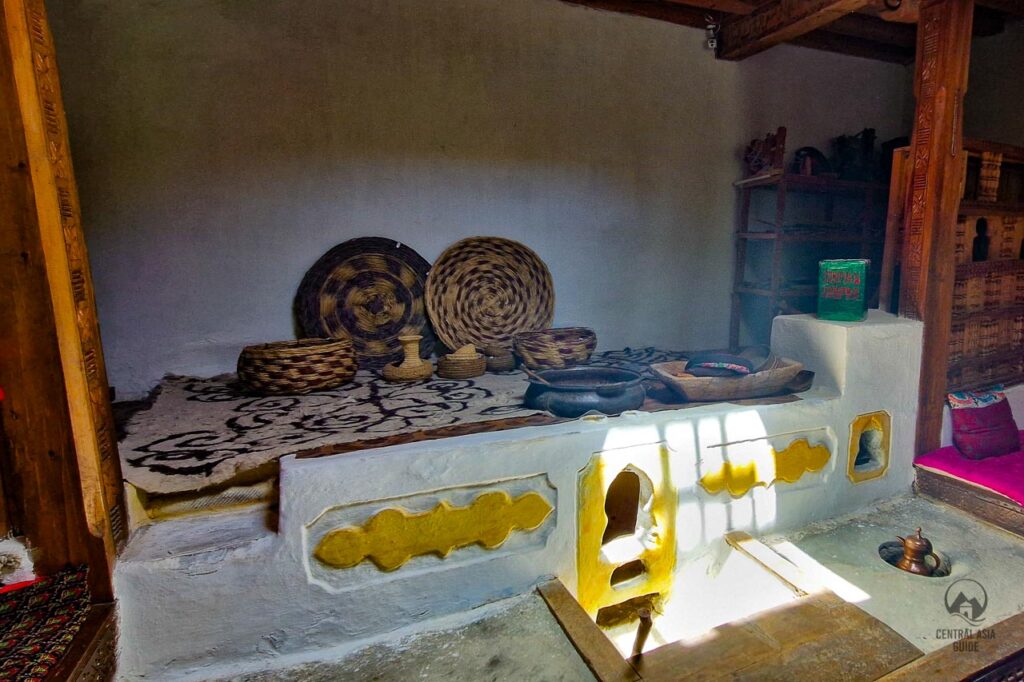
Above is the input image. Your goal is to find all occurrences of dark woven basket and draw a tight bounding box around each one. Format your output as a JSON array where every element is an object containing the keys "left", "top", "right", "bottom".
[
  {"left": 237, "top": 338, "right": 357, "bottom": 395},
  {"left": 513, "top": 327, "right": 597, "bottom": 370},
  {"left": 294, "top": 237, "right": 435, "bottom": 369}
]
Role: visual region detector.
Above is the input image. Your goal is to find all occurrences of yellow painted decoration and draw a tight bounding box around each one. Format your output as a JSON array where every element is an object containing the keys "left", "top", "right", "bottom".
[
  {"left": 577, "top": 445, "right": 677, "bottom": 617},
  {"left": 699, "top": 438, "right": 831, "bottom": 497},
  {"left": 848, "top": 411, "right": 892, "bottom": 483},
  {"left": 313, "top": 490, "right": 553, "bottom": 571}
]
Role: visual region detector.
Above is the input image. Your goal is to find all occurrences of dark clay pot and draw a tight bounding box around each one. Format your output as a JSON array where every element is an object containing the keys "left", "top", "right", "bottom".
[{"left": 524, "top": 367, "right": 646, "bottom": 418}]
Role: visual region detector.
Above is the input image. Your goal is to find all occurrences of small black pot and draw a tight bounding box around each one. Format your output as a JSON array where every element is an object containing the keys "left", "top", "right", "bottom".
[{"left": 524, "top": 367, "right": 646, "bottom": 418}]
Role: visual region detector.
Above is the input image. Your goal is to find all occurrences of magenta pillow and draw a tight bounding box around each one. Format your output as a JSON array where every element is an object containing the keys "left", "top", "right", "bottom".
[{"left": 950, "top": 399, "right": 1021, "bottom": 460}]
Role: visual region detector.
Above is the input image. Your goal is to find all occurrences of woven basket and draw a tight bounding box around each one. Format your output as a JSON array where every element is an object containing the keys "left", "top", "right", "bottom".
[
  {"left": 514, "top": 327, "right": 597, "bottom": 370},
  {"left": 486, "top": 353, "right": 516, "bottom": 372},
  {"left": 382, "top": 360, "right": 433, "bottom": 382},
  {"left": 294, "top": 237, "right": 435, "bottom": 369},
  {"left": 237, "top": 338, "right": 357, "bottom": 395},
  {"left": 437, "top": 354, "right": 487, "bottom": 380},
  {"left": 426, "top": 237, "right": 554, "bottom": 350}
]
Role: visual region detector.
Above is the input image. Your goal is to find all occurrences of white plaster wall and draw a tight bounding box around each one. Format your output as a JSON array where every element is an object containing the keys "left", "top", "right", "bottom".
[
  {"left": 46, "top": 0, "right": 911, "bottom": 399},
  {"left": 113, "top": 313, "right": 922, "bottom": 680}
]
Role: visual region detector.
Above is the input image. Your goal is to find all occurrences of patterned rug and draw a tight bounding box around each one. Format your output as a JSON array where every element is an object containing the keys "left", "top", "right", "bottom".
[
  {"left": 0, "top": 567, "right": 89, "bottom": 682},
  {"left": 120, "top": 348, "right": 689, "bottom": 496}
]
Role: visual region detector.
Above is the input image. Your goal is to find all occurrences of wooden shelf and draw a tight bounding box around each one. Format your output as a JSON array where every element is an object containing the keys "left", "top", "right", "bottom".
[
  {"left": 737, "top": 231, "right": 867, "bottom": 243},
  {"left": 734, "top": 173, "right": 886, "bottom": 193},
  {"left": 949, "top": 347, "right": 1023, "bottom": 374},
  {"left": 949, "top": 369, "right": 1024, "bottom": 393},
  {"left": 735, "top": 284, "right": 818, "bottom": 297},
  {"left": 959, "top": 200, "right": 1024, "bottom": 217},
  {"left": 952, "top": 304, "right": 1024, "bottom": 324},
  {"left": 956, "top": 259, "right": 1024, "bottom": 279}
]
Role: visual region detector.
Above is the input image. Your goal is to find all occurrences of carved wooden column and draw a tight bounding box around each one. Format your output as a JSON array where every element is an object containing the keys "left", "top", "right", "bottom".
[
  {"left": 1, "top": 0, "right": 124, "bottom": 598},
  {"left": 899, "top": 0, "right": 974, "bottom": 454}
]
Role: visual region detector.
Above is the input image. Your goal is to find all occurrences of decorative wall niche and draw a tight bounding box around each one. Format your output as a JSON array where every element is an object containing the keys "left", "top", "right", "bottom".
[
  {"left": 577, "top": 444, "right": 676, "bottom": 618},
  {"left": 848, "top": 411, "right": 891, "bottom": 483},
  {"left": 303, "top": 475, "right": 556, "bottom": 593}
]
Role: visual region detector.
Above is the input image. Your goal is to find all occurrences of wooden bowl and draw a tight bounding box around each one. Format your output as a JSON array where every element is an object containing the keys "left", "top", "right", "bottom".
[{"left": 650, "top": 357, "right": 804, "bottom": 402}]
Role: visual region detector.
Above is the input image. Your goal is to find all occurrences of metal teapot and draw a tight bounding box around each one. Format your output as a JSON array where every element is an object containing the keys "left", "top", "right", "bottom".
[{"left": 896, "top": 527, "right": 941, "bottom": 576}]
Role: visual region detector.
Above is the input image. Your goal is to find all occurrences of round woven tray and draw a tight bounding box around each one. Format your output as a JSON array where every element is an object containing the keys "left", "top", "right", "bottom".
[
  {"left": 426, "top": 237, "right": 554, "bottom": 350},
  {"left": 237, "top": 338, "right": 357, "bottom": 395},
  {"left": 295, "top": 237, "right": 435, "bottom": 369}
]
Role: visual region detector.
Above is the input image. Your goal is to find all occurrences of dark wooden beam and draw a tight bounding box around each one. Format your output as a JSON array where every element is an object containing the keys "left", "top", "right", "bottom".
[
  {"left": 977, "top": 0, "right": 1024, "bottom": 16},
  {"left": 898, "top": 0, "right": 974, "bottom": 455},
  {"left": 663, "top": 0, "right": 757, "bottom": 13},
  {"left": 717, "top": 0, "right": 872, "bottom": 60},
  {"left": 560, "top": 0, "right": 708, "bottom": 28},
  {"left": 790, "top": 28, "right": 914, "bottom": 62},
  {"left": 972, "top": 5, "right": 1006, "bottom": 36},
  {"left": 827, "top": 12, "right": 916, "bottom": 46}
]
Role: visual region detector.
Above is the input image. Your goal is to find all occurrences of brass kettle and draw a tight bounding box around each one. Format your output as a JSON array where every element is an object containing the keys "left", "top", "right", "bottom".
[{"left": 896, "top": 527, "right": 941, "bottom": 576}]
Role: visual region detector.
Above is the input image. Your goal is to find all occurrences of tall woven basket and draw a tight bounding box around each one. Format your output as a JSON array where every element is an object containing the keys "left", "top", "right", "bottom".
[{"left": 237, "top": 338, "right": 357, "bottom": 395}]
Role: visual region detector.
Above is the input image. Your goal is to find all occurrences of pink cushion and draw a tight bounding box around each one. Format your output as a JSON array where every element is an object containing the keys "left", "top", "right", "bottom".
[
  {"left": 916, "top": 431, "right": 1024, "bottom": 506},
  {"left": 950, "top": 400, "right": 1021, "bottom": 459}
]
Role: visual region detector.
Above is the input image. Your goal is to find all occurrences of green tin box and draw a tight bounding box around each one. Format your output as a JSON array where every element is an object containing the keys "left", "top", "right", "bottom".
[{"left": 817, "top": 259, "right": 869, "bottom": 321}]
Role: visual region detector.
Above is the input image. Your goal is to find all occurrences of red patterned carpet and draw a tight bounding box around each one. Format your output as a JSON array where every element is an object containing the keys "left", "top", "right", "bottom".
[{"left": 0, "top": 567, "right": 89, "bottom": 682}]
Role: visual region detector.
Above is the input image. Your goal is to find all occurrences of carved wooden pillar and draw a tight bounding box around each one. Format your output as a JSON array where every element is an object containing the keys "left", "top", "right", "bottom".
[
  {"left": 1, "top": 0, "right": 124, "bottom": 598},
  {"left": 899, "top": 0, "right": 974, "bottom": 454}
]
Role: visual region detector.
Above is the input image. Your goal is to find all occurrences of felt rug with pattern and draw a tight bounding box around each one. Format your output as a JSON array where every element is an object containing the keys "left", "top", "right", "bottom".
[
  {"left": 0, "top": 567, "right": 89, "bottom": 682},
  {"left": 119, "top": 348, "right": 688, "bottom": 496}
]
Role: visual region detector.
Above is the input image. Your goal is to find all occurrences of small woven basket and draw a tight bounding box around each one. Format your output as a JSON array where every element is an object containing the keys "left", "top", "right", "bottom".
[
  {"left": 486, "top": 354, "right": 516, "bottom": 372},
  {"left": 382, "top": 361, "right": 433, "bottom": 382},
  {"left": 484, "top": 344, "right": 516, "bottom": 372},
  {"left": 514, "top": 327, "right": 597, "bottom": 370},
  {"left": 436, "top": 354, "right": 487, "bottom": 380},
  {"left": 237, "top": 338, "right": 357, "bottom": 395}
]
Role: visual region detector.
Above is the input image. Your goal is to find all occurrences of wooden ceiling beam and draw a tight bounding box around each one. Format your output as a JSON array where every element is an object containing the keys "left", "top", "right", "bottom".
[
  {"left": 662, "top": 0, "right": 757, "bottom": 13},
  {"left": 790, "top": 28, "right": 915, "bottom": 62},
  {"left": 559, "top": 0, "right": 708, "bottom": 28},
  {"left": 827, "top": 12, "right": 917, "bottom": 46},
  {"left": 976, "top": 0, "right": 1024, "bottom": 16},
  {"left": 971, "top": 5, "right": 1006, "bottom": 36},
  {"left": 717, "top": 0, "right": 873, "bottom": 61}
]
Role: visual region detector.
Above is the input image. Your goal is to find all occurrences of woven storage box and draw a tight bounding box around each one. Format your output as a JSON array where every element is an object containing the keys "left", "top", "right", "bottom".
[
  {"left": 948, "top": 323, "right": 965, "bottom": 365},
  {"left": 965, "top": 276, "right": 986, "bottom": 312},
  {"left": 237, "top": 338, "right": 356, "bottom": 395},
  {"left": 984, "top": 272, "right": 1004, "bottom": 309},
  {"left": 513, "top": 327, "right": 597, "bottom": 370},
  {"left": 436, "top": 354, "right": 486, "bottom": 379},
  {"left": 954, "top": 220, "right": 968, "bottom": 264}
]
